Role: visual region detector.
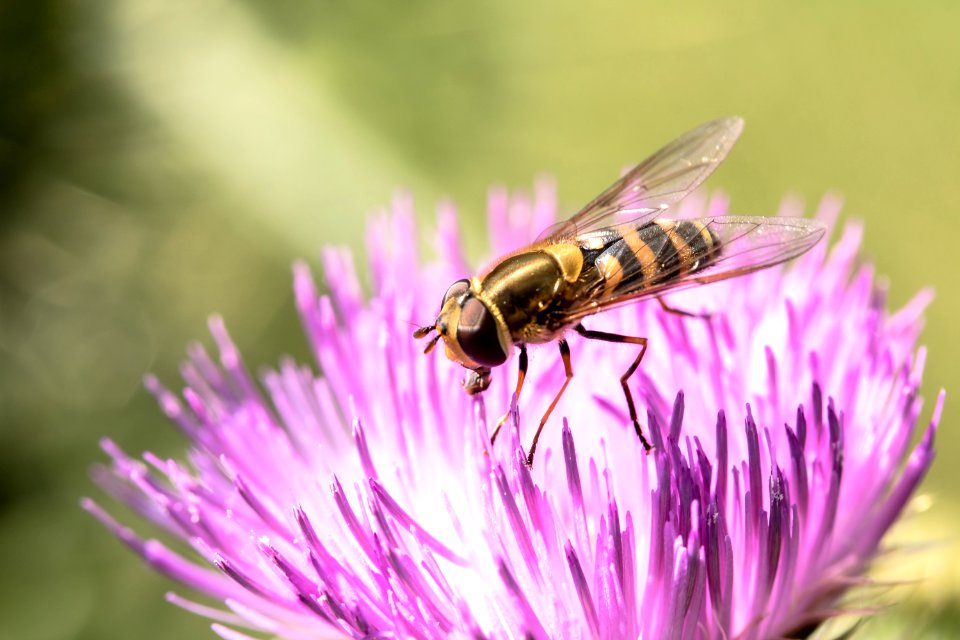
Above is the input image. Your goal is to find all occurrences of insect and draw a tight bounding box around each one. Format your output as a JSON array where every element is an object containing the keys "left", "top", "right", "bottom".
[{"left": 414, "top": 117, "right": 826, "bottom": 466}]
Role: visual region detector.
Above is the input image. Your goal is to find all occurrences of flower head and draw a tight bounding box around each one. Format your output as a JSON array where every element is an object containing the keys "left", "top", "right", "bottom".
[{"left": 86, "top": 185, "right": 941, "bottom": 639}]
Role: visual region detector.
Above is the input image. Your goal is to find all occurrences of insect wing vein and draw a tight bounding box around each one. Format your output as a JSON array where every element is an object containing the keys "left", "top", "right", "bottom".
[{"left": 538, "top": 117, "right": 745, "bottom": 243}]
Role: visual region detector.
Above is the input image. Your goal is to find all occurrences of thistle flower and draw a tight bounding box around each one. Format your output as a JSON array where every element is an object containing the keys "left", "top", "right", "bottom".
[{"left": 85, "top": 185, "right": 942, "bottom": 640}]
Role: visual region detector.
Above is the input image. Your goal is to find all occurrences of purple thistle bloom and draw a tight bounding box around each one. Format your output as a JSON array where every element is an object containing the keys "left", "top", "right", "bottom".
[{"left": 85, "top": 185, "right": 942, "bottom": 640}]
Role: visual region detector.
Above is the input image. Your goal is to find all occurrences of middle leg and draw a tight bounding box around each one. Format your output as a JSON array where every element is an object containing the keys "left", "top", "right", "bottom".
[{"left": 525, "top": 339, "right": 573, "bottom": 467}]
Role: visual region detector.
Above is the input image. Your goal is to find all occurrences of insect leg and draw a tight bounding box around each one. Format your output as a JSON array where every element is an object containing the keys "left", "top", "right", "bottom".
[
  {"left": 490, "top": 344, "right": 528, "bottom": 445},
  {"left": 573, "top": 323, "right": 652, "bottom": 451},
  {"left": 656, "top": 296, "right": 710, "bottom": 320},
  {"left": 525, "top": 339, "right": 573, "bottom": 467}
]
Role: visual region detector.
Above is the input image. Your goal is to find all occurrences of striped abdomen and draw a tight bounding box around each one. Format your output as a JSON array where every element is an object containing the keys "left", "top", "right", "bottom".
[{"left": 586, "top": 220, "right": 721, "bottom": 295}]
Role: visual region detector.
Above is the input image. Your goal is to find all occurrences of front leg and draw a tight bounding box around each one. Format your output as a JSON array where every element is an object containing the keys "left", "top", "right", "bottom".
[{"left": 490, "top": 344, "right": 528, "bottom": 445}]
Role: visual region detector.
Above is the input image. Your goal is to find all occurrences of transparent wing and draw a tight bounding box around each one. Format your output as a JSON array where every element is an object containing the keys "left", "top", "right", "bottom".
[
  {"left": 539, "top": 117, "right": 744, "bottom": 243},
  {"left": 560, "top": 216, "right": 827, "bottom": 322}
]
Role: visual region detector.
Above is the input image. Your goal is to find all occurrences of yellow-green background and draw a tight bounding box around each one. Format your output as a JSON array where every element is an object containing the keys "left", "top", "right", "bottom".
[{"left": 1, "top": 1, "right": 957, "bottom": 638}]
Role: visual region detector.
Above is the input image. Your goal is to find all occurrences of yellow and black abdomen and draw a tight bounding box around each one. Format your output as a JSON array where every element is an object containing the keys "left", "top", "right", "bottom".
[{"left": 588, "top": 219, "right": 721, "bottom": 296}]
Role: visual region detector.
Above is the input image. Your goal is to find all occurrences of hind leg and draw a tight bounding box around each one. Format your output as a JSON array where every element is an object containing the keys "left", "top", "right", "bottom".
[{"left": 573, "top": 323, "right": 651, "bottom": 451}]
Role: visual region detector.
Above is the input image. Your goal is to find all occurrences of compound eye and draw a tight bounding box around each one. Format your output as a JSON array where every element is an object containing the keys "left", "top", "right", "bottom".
[
  {"left": 442, "top": 279, "right": 470, "bottom": 306},
  {"left": 456, "top": 297, "right": 507, "bottom": 367}
]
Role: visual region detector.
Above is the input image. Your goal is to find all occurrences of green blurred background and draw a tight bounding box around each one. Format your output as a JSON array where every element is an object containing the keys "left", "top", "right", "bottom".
[{"left": 1, "top": 1, "right": 957, "bottom": 638}]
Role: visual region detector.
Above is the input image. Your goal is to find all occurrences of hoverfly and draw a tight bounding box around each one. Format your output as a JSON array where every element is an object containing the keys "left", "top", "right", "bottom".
[{"left": 414, "top": 117, "right": 826, "bottom": 466}]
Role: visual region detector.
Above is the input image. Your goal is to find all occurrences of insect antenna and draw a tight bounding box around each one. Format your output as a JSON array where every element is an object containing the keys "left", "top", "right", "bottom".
[
  {"left": 422, "top": 334, "right": 441, "bottom": 354},
  {"left": 413, "top": 325, "right": 435, "bottom": 339}
]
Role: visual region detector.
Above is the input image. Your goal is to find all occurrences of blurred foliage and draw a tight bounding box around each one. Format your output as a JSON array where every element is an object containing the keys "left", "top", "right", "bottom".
[{"left": 0, "top": 1, "right": 957, "bottom": 638}]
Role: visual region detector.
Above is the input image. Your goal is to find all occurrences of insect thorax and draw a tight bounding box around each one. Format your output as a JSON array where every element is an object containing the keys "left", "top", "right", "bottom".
[{"left": 479, "top": 250, "right": 573, "bottom": 344}]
